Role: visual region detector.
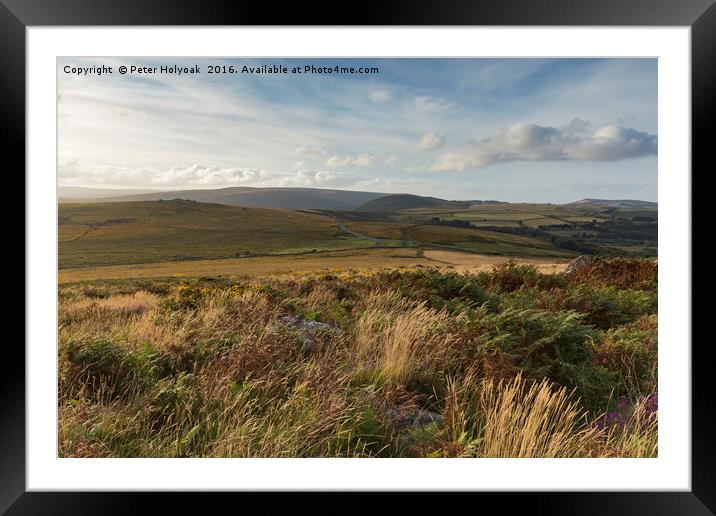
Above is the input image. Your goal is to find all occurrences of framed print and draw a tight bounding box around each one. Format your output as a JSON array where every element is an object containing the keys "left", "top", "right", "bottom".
[{"left": 4, "top": 0, "right": 710, "bottom": 511}]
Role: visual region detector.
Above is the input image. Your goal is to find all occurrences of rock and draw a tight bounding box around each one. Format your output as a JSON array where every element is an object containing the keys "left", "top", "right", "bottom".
[
  {"left": 275, "top": 314, "right": 341, "bottom": 355},
  {"left": 384, "top": 407, "right": 443, "bottom": 430},
  {"left": 564, "top": 255, "right": 591, "bottom": 275}
]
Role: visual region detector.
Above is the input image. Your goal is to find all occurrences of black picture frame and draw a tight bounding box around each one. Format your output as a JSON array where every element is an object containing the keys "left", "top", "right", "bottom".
[{"left": 3, "top": 0, "right": 708, "bottom": 511}]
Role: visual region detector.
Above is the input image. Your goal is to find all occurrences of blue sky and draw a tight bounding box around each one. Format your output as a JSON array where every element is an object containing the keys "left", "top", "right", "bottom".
[{"left": 58, "top": 58, "right": 657, "bottom": 203}]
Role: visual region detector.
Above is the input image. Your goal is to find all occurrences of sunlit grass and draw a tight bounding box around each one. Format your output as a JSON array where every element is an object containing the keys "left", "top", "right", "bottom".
[{"left": 58, "top": 259, "right": 658, "bottom": 458}]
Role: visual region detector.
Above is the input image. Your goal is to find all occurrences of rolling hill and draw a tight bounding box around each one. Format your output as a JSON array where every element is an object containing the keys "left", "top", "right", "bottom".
[
  {"left": 60, "top": 186, "right": 387, "bottom": 211},
  {"left": 60, "top": 186, "right": 657, "bottom": 214},
  {"left": 58, "top": 186, "right": 163, "bottom": 199},
  {"left": 567, "top": 198, "right": 658, "bottom": 209},
  {"left": 58, "top": 200, "right": 371, "bottom": 268},
  {"left": 356, "top": 194, "right": 474, "bottom": 212}
]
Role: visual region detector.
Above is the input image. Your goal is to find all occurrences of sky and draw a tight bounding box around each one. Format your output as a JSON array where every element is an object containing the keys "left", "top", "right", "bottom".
[{"left": 58, "top": 58, "right": 657, "bottom": 203}]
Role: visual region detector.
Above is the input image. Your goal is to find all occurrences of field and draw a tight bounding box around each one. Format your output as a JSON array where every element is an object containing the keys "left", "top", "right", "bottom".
[
  {"left": 58, "top": 248, "right": 569, "bottom": 283},
  {"left": 59, "top": 201, "right": 370, "bottom": 268},
  {"left": 60, "top": 198, "right": 657, "bottom": 273},
  {"left": 59, "top": 259, "right": 658, "bottom": 457},
  {"left": 331, "top": 200, "right": 657, "bottom": 258}
]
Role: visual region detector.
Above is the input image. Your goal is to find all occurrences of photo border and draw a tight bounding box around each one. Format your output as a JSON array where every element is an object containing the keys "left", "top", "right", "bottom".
[{"left": 4, "top": 0, "right": 709, "bottom": 510}]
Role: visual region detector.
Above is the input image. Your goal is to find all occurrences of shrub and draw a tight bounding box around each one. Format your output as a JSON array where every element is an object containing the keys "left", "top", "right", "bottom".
[
  {"left": 559, "top": 285, "right": 656, "bottom": 329},
  {"left": 476, "top": 262, "right": 567, "bottom": 293},
  {"left": 465, "top": 306, "right": 622, "bottom": 412},
  {"left": 468, "top": 307, "right": 596, "bottom": 381},
  {"left": 162, "top": 284, "right": 206, "bottom": 311},
  {"left": 568, "top": 257, "right": 657, "bottom": 290},
  {"left": 392, "top": 269, "right": 498, "bottom": 313},
  {"left": 58, "top": 257, "right": 658, "bottom": 458},
  {"left": 61, "top": 338, "right": 176, "bottom": 401},
  {"left": 505, "top": 284, "right": 656, "bottom": 330},
  {"left": 592, "top": 315, "right": 658, "bottom": 397}
]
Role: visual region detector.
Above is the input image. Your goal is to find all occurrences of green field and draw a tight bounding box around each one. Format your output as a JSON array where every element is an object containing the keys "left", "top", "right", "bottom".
[{"left": 337, "top": 201, "right": 656, "bottom": 258}]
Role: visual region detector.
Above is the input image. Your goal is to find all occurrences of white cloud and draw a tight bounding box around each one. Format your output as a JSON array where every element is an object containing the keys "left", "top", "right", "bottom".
[
  {"left": 418, "top": 132, "right": 446, "bottom": 151},
  {"left": 295, "top": 145, "right": 328, "bottom": 158},
  {"left": 414, "top": 96, "right": 453, "bottom": 113},
  {"left": 154, "top": 165, "right": 272, "bottom": 185},
  {"left": 278, "top": 169, "right": 361, "bottom": 188},
  {"left": 432, "top": 119, "right": 657, "bottom": 171},
  {"left": 59, "top": 160, "right": 158, "bottom": 184},
  {"left": 370, "top": 89, "right": 393, "bottom": 102},
  {"left": 59, "top": 159, "right": 366, "bottom": 190},
  {"left": 564, "top": 125, "right": 658, "bottom": 161},
  {"left": 384, "top": 155, "right": 400, "bottom": 166},
  {"left": 325, "top": 153, "right": 399, "bottom": 168},
  {"left": 59, "top": 160, "right": 274, "bottom": 187},
  {"left": 326, "top": 154, "right": 375, "bottom": 168}
]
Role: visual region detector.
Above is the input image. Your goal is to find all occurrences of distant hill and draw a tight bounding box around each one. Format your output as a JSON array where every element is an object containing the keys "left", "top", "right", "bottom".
[
  {"left": 567, "top": 199, "right": 657, "bottom": 209},
  {"left": 61, "top": 186, "right": 387, "bottom": 211},
  {"left": 58, "top": 186, "right": 163, "bottom": 199},
  {"left": 357, "top": 194, "right": 472, "bottom": 211},
  {"left": 58, "top": 199, "right": 367, "bottom": 268}
]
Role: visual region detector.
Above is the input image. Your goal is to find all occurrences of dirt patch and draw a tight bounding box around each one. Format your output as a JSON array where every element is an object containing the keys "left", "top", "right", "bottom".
[{"left": 422, "top": 250, "right": 569, "bottom": 273}]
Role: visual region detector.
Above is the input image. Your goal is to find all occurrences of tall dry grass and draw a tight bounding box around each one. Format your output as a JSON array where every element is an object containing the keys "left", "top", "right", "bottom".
[
  {"left": 58, "top": 260, "right": 658, "bottom": 458},
  {"left": 352, "top": 295, "right": 457, "bottom": 384},
  {"left": 443, "top": 373, "right": 600, "bottom": 457},
  {"left": 597, "top": 394, "right": 659, "bottom": 458}
]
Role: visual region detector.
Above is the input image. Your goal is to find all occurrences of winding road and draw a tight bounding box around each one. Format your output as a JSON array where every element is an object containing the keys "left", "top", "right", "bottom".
[{"left": 330, "top": 216, "right": 384, "bottom": 248}]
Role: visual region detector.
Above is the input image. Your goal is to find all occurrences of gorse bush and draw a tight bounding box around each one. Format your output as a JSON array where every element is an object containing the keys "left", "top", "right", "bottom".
[{"left": 58, "top": 258, "right": 658, "bottom": 458}]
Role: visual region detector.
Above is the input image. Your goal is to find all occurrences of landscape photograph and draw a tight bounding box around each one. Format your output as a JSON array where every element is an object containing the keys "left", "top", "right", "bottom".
[{"left": 58, "top": 58, "right": 658, "bottom": 458}]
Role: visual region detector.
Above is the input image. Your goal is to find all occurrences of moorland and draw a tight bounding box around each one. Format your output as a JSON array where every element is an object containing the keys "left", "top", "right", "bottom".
[
  {"left": 58, "top": 187, "right": 658, "bottom": 457},
  {"left": 59, "top": 188, "right": 656, "bottom": 278}
]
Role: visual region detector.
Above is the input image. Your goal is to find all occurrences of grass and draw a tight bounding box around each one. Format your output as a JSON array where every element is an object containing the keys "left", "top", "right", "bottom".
[
  {"left": 58, "top": 248, "right": 570, "bottom": 283},
  {"left": 59, "top": 200, "right": 371, "bottom": 268},
  {"left": 405, "top": 225, "right": 572, "bottom": 257},
  {"left": 60, "top": 200, "right": 655, "bottom": 271},
  {"left": 58, "top": 258, "right": 658, "bottom": 458},
  {"left": 443, "top": 373, "right": 600, "bottom": 457},
  {"left": 335, "top": 202, "right": 656, "bottom": 257}
]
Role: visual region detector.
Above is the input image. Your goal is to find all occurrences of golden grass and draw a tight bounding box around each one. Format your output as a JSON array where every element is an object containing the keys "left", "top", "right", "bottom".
[
  {"left": 598, "top": 395, "right": 659, "bottom": 458},
  {"left": 58, "top": 262, "right": 656, "bottom": 458},
  {"left": 353, "top": 298, "right": 456, "bottom": 384},
  {"left": 58, "top": 248, "right": 569, "bottom": 282},
  {"left": 59, "top": 201, "right": 355, "bottom": 268},
  {"left": 59, "top": 291, "right": 161, "bottom": 337},
  {"left": 443, "top": 373, "right": 600, "bottom": 458},
  {"left": 63, "top": 290, "right": 159, "bottom": 315}
]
